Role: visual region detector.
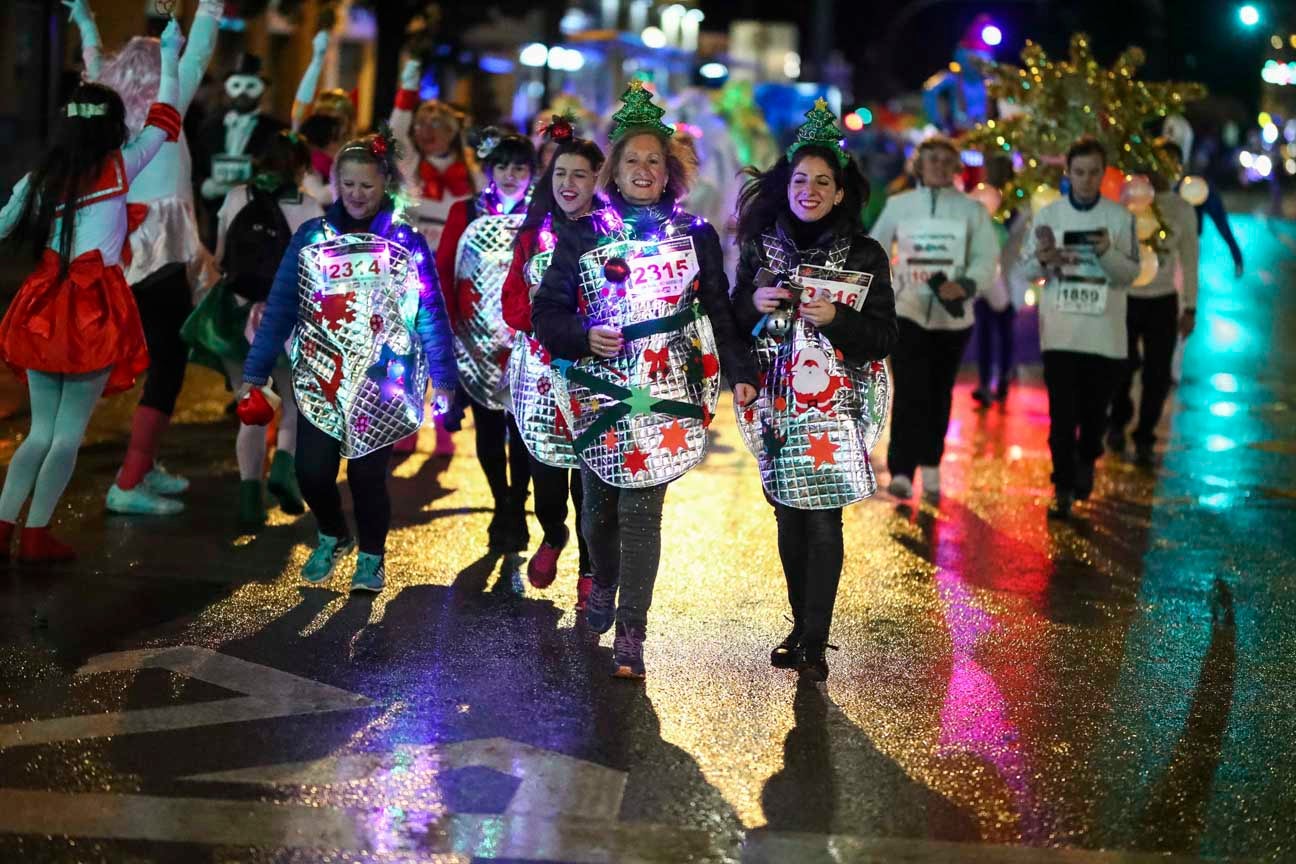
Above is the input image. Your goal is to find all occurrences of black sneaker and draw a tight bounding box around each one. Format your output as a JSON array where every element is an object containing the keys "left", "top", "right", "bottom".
[
  {"left": 612, "top": 622, "right": 646, "bottom": 679},
  {"left": 1106, "top": 429, "right": 1126, "bottom": 455},
  {"left": 1134, "top": 442, "right": 1156, "bottom": 468},
  {"left": 797, "top": 641, "right": 830, "bottom": 682},
  {"left": 770, "top": 620, "right": 803, "bottom": 669},
  {"left": 972, "top": 386, "right": 994, "bottom": 407},
  {"left": 1074, "top": 459, "right": 1095, "bottom": 501},
  {"left": 1048, "top": 491, "right": 1074, "bottom": 521}
]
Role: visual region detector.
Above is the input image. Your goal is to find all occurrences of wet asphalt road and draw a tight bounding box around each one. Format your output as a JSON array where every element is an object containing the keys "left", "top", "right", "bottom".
[{"left": 0, "top": 217, "right": 1292, "bottom": 863}]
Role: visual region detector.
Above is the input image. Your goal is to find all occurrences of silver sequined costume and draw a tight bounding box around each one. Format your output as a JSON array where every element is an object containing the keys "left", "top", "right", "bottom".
[{"left": 452, "top": 211, "right": 524, "bottom": 410}]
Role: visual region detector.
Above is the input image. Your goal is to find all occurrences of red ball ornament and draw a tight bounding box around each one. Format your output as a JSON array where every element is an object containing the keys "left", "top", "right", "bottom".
[
  {"left": 701, "top": 353, "right": 719, "bottom": 378},
  {"left": 604, "top": 257, "right": 630, "bottom": 284},
  {"left": 237, "top": 388, "right": 275, "bottom": 426},
  {"left": 371, "top": 136, "right": 389, "bottom": 158}
]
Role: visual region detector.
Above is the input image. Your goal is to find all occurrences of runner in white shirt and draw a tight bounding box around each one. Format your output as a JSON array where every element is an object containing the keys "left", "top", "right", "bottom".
[
  {"left": 1017, "top": 136, "right": 1140, "bottom": 520},
  {"left": 869, "top": 136, "right": 998, "bottom": 502}
]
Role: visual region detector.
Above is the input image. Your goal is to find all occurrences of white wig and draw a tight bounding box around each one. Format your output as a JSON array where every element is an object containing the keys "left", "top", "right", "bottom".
[{"left": 98, "top": 37, "right": 162, "bottom": 137}]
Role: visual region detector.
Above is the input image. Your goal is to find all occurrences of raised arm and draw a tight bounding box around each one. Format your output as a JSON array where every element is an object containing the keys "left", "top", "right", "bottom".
[
  {"left": 389, "top": 60, "right": 422, "bottom": 184},
  {"left": 291, "top": 30, "right": 331, "bottom": 131},
  {"left": 63, "top": 0, "right": 103, "bottom": 80},
  {"left": 119, "top": 19, "right": 183, "bottom": 182},
  {"left": 177, "top": 0, "right": 223, "bottom": 115}
]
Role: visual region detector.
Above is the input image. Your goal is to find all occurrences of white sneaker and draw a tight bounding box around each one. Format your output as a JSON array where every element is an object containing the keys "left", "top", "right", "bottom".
[
  {"left": 887, "top": 474, "right": 913, "bottom": 498},
  {"left": 920, "top": 465, "right": 941, "bottom": 500}
]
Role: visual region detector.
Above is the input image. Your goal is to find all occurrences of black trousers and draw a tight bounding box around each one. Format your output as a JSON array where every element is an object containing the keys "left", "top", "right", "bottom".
[
  {"left": 887, "top": 318, "right": 972, "bottom": 478},
  {"left": 530, "top": 456, "right": 590, "bottom": 572},
  {"left": 581, "top": 468, "right": 668, "bottom": 629},
  {"left": 775, "top": 503, "right": 844, "bottom": 645},
  {"left": 1110, "top": 294, "right": 1179, "bottom": 446},
  {"left": 296, "top": 418, "right": 394, "bottom": 555},
  {"left": 469, "top": 397, "right": 530, "bottom": 513},
  {"left": 974, "top": 298, "right": 1016, "bottom": 390},
  {"left": 1042, "top": 350, "right": 1121, "bottom": 493},
  {"left": 130, "top": 263, "right": 193, "bottom": 416}
]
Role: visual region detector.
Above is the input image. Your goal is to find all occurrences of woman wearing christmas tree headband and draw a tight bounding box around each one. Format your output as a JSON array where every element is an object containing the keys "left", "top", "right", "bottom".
[
  {"left": 532, "top": 80, "right": 758, "bottom": 680},
  {"left": 732, "top": 98, "right": 898, "bottom": 682}
]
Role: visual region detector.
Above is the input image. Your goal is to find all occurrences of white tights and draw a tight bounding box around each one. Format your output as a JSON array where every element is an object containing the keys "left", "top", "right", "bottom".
[{"left": 223, "top": 360, "right": 298, "bottom": 480}]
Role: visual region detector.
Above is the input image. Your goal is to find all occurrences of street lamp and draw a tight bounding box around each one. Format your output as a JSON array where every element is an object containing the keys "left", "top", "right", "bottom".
[{"left": 1238, "top": 5, "right": 1261, "bottom": 27}]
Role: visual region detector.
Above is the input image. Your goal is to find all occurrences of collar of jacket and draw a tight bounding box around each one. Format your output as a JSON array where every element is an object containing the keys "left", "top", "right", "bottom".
[{"left": 324, "top": 195, "right": 399, "bottom": 238}]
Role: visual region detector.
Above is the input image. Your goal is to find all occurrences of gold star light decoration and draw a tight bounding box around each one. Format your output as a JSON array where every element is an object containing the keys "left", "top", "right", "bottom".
[{"left": 963, "top": 33, "right": 1207, "bottom": 230}]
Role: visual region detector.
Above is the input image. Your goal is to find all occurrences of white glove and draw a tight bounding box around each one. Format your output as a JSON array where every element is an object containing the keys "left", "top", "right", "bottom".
[
  {"left": 312, "top": 29, "right": 330, "bottom": 56},
  {"left": 197, "top": 0, "right": 224, "bottom": 17},
  {"left": 400, "top": 59, "right": 421, "bottom": 91},
  {"left": 61, "top": 0, "right": 93, "bottom": 25},
  {"left": 201, "top": 177, "right": 229, "bottom": 200},
  {"left": 159, "top": 19, "right": 184, "bottom": 66}
]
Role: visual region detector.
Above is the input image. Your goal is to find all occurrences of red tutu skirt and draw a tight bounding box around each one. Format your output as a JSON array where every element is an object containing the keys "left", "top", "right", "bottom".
[{"left": 0, "top": 249, "right": 149, "bottom": 396}]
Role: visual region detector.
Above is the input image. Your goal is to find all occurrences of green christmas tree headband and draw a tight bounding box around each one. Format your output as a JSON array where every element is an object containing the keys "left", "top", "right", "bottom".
[
  {"left": 609, "top": 79, "right": 675, "bottom": 142},
  {"left": 786, "top": 98, "right": 849, "bottom": 168}
]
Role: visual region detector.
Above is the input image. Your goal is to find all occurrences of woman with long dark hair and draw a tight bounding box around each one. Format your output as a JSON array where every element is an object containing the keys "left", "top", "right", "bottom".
[
  {"left": 0, "top": 22, "right": 184, "bottom": 561},
  {"left": 532, "top": 82, "right": 757, "bottom": 678},
  {"left": 502, "top": 117, "right": 603, "bottom": 602},
  {"left": 436, "top": 129, "right": 537, "bottom": 554},
  {"left": 732, "top": 100, "right": 898, "bottom": 681},
  {"left": 238, "top": 131, "right": 457, "bottom": 592}
]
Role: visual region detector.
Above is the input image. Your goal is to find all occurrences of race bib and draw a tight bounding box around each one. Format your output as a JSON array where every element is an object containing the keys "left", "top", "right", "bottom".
[
  {"left": 1054, "top": 230, "right": 1109, "bottom": 316},
  {"left": 797, "top": 264, "right": 874, "bottom": 311},
  {"left": 895, "top": 217, "right": 966, "bottom": 293},
  {"left": 626, "top": 237, "right": 698, "bottom": 303},
  {"left": 317, "top": 242, "right": 391, "bottom": 291},
  {"left": 212, "top": 154, "right": 253, "bottom": 185}
]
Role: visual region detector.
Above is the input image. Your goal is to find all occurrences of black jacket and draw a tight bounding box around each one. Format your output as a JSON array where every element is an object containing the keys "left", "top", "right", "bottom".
[
  {"left": 733, "top": 217, "right": 898, "bottom": 364},
  {"left": 532, "top": 196, "right": 758, "bottom": 387},
  {"left": 194, "top": 111, "right": 287, "bottom": 188}
]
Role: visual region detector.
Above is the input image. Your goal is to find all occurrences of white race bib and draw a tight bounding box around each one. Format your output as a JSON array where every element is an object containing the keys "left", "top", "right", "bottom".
[
  {"left": 626, "top": 237, "right": 699, "bottom": 303},
  {"left": 895, "top": 217, "right": 967, "bottom": 294},
  {"left": 1053, "top": 229, "right": 1109, "bottom": 316},
  {"left": 213, "top": 154, "right": 253, "bottom": 185},
  {"left": 797, "top": 264, "right": 874, "bottom": 311},
  {"left": 317, "top": 242, "right": 391, "bottom": 291}
]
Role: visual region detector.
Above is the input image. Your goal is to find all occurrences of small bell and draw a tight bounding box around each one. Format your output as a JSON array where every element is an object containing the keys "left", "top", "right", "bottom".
[{"left": 765, "top": 308, "right": 792, "bottom": 338}]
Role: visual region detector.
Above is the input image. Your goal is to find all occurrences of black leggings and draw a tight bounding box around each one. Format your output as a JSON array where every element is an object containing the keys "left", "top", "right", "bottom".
[
  {"left": 469, "top": 397, "right": 530, "bottom": 512},
  {"left": 530, "top": 456, "right": 590, "bottom": 572},
  {"left": 295, "top": 418, "right": 394, "bottom": 555},
  {"left": 774, "top": 503, "right": 844, "bottom": 645},
  {"left": 131, "top": 263, "right": 193, "bottom": 416}
]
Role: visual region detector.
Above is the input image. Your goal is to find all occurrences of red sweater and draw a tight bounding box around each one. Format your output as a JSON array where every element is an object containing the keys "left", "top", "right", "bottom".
[
  {"left": 434, "top": 198, "right": 472, "bottom": 329},
  {"left": 502, "top": 227, "right": 544, "bottom": 333}
]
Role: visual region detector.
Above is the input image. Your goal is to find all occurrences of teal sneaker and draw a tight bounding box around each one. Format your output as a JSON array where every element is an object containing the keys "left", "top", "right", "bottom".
[
  {"left": 106, "top": 483, "right": 184, "bottom": 515},
  {"left": 141, "top": 463, "right": 189, "bottom": 496},
  {"left": 302, "top": 533, "right": 355, "bottom": 584},
  {"left": 350, "top": 552, "right": 386, "bottom": 593}
]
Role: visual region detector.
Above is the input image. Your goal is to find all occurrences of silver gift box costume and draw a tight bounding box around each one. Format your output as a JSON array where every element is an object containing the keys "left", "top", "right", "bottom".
[
  {"left": 552, "top": 210, "right": 722, "bottom": 488},
  {"left": 736, "top": 229, "right": 891, "bottom": 509},
  {"left": 292, "top": 227, "right": 430, "bottom": 458},
  {"left": 452, "top": 205, "right": 524, "bottom": 411}
]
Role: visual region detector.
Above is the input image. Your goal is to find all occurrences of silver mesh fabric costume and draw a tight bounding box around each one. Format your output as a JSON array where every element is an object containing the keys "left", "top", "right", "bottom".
[
  {"left": 292, "top": 230, "right": 429, "bottom": 458},
  {"left": 552, "top": 215, "right": 722, "bottom": 488},
  {"left": 735, "top": 229, "right": 890, "bottom": 509},
  {"left": 452, "top": 213, "right": 524, "bottom": 410}
]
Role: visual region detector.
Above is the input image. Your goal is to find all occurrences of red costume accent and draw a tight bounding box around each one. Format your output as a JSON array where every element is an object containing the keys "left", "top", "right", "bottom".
[
  {"left": 0, "top": 249, "right": 148, "bottom": 396},
  {"left": 419, "top": 159, "right": 472, "bottom": 201},
  {"left": 394, "top": 88, "right": 419, "bottom": 112},
  {"left": 144, "top": 103, "right": 183, "bottom": 142}
]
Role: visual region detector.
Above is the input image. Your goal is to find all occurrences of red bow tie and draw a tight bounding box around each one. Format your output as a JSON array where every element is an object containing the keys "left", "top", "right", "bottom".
[{"left": 419, "top": 159, "right": 471, "bottom": 201}]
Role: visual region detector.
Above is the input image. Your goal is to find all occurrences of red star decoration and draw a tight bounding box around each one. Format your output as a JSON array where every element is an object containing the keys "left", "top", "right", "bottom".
[
  {"left": 657, "top": 421, "right": 688, "bottom": 455},
  {"left": 623, "top": 447, "right": 649, "bottom": 475},
  {"left": 806, "top": 432, "right": 839, "bottom": 470},
  {"left": 602, "top": 428, "right": 619, "bottom": 449}
]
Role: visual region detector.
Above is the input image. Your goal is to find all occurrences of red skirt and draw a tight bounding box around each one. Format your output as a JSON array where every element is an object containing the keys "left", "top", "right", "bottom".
[{"left": 0, "top": 249, "right": 149, "bottom": 396}]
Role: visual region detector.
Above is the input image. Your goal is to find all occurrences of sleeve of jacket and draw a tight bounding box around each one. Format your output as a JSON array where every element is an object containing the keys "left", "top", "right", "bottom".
[
  {"left": 693, "top": 222, "right": 757, "bottom": 387},
  {"left": 501, "top": 230, "right": 535, "bottom": 332},
  {"left": 531, "top": 227, "right": 592, "bottom": 361},
  {"left": 410, "top": 231, "right": 458, "bottom": 391},
  {"left": 1098, "top": 210, "right": 1141, "bottom": 287},
  {"left": 1015, "top": 210, "right": 1046, "bottom": 283},
  {"left": 730, "top": 237, "right": 766, "bottom": 339},
  {"left": 961, "top": 202, "right": 999, "bottom": 298},
  {"left": 243, "top": 222, "right": 310, "bottom": 385},
  {"left": 868, "top": 197, "right": 900, "bottom": 260},
  {"left": 435, "top": 199, "right": 469, "bottom": 328},
  {"left": 817, "top": 234, "right": 899, "bottom": 363}
]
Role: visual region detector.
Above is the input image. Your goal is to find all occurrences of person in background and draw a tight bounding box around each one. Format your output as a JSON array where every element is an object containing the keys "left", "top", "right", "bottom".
[
  {"left": 1017, "top": 136, "right": 1139, "bottom": 520},
  {"left": 869, "top": 136, "right": 998, "bottom": 503},
  {"left": 1107, "top": 140, "right": 1199, "bottom": 467}
]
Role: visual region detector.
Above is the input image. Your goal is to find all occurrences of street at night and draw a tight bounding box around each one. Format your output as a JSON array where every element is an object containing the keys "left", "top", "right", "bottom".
[{"left": 0, "top": 219, "right": 1291, "bottom": 862}]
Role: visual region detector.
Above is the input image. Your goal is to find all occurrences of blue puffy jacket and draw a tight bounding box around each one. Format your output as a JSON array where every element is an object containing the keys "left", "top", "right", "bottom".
[{"left": 242, "top": 197, "right": 457, "bottom": 393}]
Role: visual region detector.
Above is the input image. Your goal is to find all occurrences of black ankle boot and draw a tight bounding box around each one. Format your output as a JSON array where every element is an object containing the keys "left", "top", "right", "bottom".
[
  {"left": 770, "top": 621, "right": 803, "bottom": 669},
  {"left": 797, "top": 641, "right": 830, "bottom": 682}
]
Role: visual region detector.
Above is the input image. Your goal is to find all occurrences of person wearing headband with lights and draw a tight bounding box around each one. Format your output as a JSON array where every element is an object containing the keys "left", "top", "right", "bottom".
[
  {"left": 0, "top": 19, "right": 185, "bottom": 562},
  {"left": 501, "top": 115, "right": 602, "bottom": 604},
  {"left": 868, "top": 135, "right": 998, "bottom": 504},
  {"left": 731, "top": 99, "right": 897, "bottom": 683},
  {"left": 532, "top": 81, "right": 758, "bottom": 679},
  {"left": 436, "top": 128, "right": 537, "bottom": 556},
  {"left": 237, "top": 130, "right": 457, "bottom": 593},
  {"left": 64, "top": 0, "right": 223, "bottom": 517}
]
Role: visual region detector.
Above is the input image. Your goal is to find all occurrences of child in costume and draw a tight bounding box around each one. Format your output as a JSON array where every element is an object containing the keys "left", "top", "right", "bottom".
[
  {"left": 732, "top": 100, "right": 898, "bottom": 682},
  {"left": 0, "top": 21, "right": 184, "bottom": 561},
  {"left": 437, "top": 130, "right": 536, "bottom": 553},
  {"left": 502, "top": 117, "right": 601, "bottom": 601},
  {"left": 182, "top": 131, "right": 322, "bottom": 528},
  {"left": 532, "top": 82, "right": 758, "bottom": 678},
  {"left": 239, "top": 131, "right": 456, "bottom": 592},
  {"left": 66, "top": 0, "right": 222, "bottom": 516}
]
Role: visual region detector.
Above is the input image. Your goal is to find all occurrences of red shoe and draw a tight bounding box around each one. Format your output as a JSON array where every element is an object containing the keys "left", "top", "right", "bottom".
[
  {"left": 0, "top": 520, "right": 14, "bottom": 561},
  {"left": 18, "top": 527, "right": 76, "bottom": 562},
  {"left": 526, "top": 540, "right": 563, "bottom": 589},
  {"left": 575, "top": 574, "right": 593, "bottom": 611}
]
